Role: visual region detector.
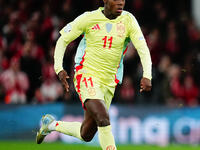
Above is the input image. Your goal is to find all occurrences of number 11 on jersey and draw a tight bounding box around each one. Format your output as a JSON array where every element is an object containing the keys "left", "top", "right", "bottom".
[{"left": 102, "top": 36, "right": 113, "bottom": 49}]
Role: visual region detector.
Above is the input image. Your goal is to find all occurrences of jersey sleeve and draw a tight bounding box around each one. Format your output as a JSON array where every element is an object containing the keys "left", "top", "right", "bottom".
[
  {"left": 54, "top": 12, "right": 89, "bottom": 74},
  {"left": 128, "top": 14, "right": 152, "bottom": 80}
]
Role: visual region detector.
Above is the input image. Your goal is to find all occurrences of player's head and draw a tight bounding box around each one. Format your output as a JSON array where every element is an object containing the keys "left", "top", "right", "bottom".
[{"left": 103, "top": 0, "right": 125, "bottom": 17}]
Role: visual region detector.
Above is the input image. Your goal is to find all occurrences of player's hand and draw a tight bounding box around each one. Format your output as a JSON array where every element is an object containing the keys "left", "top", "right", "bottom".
[
  {"left": 58, "top": 70, "right": 70, "bottom": 92},
  {"left": 140, "top": 77, "right": 152, "bottom": 92}
]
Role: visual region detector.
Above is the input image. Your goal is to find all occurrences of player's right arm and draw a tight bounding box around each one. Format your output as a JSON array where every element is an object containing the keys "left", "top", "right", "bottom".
[
  {"left": 54, "top": 12, "right": 89, "bottom": 74},
  {"left": 54, "top": 12, "right": 89, "bottom": 91}
]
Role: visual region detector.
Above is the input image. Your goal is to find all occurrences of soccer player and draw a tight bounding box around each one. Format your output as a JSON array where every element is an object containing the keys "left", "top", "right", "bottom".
[{"left": 36, "top": 0, "right": 152, "bottom": 149}]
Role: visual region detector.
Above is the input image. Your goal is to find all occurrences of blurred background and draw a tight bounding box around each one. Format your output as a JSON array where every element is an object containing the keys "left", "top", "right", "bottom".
[{"left": 0, "top": 0, "right": 200, "bottom": 147}]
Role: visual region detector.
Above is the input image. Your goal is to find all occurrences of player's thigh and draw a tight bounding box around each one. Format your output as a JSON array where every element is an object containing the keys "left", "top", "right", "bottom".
[
  {"left": 81, "top": 109, "right": 97, "bottom": 141},
  {"left": 85, "top": 99, "right": 110, "bottom": 126}
]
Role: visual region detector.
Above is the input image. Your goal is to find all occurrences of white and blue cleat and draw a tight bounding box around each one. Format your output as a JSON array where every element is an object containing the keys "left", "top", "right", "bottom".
[{"left": 36, "top": 114, "right": 55, "bottom": 144}]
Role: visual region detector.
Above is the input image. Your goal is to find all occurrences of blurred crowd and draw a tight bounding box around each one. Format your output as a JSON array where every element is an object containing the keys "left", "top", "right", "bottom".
[{"left": 0, "top": 0, "right": 200, "bottom": 107}]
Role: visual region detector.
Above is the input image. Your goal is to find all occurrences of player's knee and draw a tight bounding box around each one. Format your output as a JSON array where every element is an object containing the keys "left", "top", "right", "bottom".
[
  {"left": 96, "top": 115, "right": 110, "bottom": 126},
  {"left": 81, "top": 133, "right": 94, "bottom": 142}
]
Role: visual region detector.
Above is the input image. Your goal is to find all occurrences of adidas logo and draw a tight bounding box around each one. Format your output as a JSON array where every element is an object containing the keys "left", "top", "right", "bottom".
[{"left": 92, "top": 24, "right": 100, "bottom": 30}]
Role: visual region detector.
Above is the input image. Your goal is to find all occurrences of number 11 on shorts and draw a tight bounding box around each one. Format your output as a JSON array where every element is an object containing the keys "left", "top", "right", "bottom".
[{"left": 82, "top": 77, "right": 93, "bottom": 88}]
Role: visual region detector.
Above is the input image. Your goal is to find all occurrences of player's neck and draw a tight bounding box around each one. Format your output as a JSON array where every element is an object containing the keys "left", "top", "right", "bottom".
[{"left": 102, "top": 9, "right": 117, "bottom": 20}]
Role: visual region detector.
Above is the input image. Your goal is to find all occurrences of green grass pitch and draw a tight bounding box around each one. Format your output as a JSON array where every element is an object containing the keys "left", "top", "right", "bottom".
[{"left": 0, "top": 141, "right": 200, "bottom": 150}]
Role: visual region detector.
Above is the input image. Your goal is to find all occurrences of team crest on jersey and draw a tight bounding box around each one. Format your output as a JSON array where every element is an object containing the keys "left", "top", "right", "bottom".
[
  {"left": 116, "top": 22, "right": 125, "bottom": 37},
  {"left": 88, "top": 87, "right": 96, "bottom": 96},
  {"left": 106, "top": 23, "right": 112, "bottom": 33}
]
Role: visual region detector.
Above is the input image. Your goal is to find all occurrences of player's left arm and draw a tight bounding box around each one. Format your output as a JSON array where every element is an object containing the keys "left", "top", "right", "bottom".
[{"left": 128, "top": 14, "right": 152, "bottom": 92}]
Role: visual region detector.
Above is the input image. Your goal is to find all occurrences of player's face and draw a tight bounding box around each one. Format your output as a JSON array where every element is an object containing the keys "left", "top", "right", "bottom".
[{"left": 104, "top": 0, "right": 125, "bottom": 17}]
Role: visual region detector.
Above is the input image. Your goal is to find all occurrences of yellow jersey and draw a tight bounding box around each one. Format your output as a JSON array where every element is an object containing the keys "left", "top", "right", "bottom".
[{"left": 54, "top": 7, "right": 152, "bottom": 86}]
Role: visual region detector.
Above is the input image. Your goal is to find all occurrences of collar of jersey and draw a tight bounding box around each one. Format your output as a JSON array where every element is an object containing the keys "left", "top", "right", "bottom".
[{"left": 98, "top": 7, "right": 122, "bottom": 21}]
